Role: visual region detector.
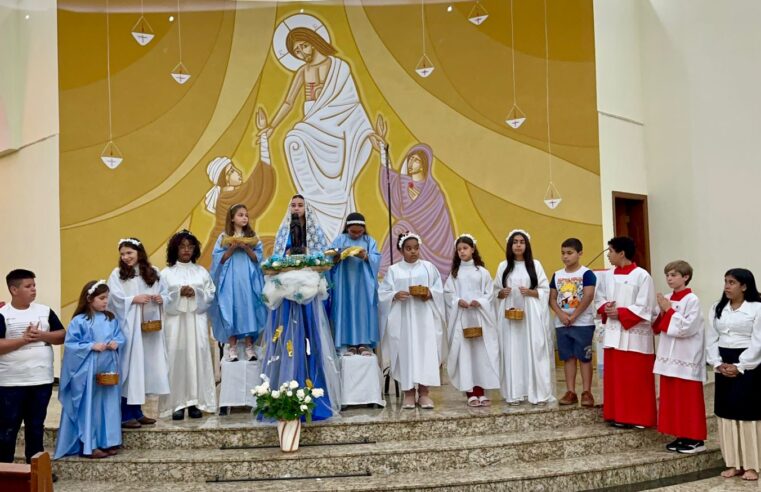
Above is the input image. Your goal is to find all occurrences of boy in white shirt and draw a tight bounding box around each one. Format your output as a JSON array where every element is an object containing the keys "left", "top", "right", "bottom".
[{"left": 0, "top": 269, "right": 65, "bottom": 463}]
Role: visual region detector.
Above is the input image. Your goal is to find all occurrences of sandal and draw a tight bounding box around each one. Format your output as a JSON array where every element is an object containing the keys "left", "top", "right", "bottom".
[
  {"left": 721, "top": 468, "right": 743, "bottom": 478},
  {"left": 742, "top": 470, "right": 758, "bottom": 481},
  {"left": 345, "top": 347, "right": 358, "bottom": 356},
  {"left": 417, "top": 395, "right": 434, "bottom": 409},
  {"left": 467, "top": 396, "right": 481, "bottom": 407},
  {"left": 478, "top": 396, "right": 491, "bottom": 407},
  {"left": 358, "top": 346, "right": 373, "bottom": 356},
  {"left": 402, "top": 391, "right": 416, "bottom": 409}
]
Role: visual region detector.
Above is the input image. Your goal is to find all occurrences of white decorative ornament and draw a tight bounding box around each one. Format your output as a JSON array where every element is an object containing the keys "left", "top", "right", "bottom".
[
  {"left": 544, "top": 181, "right": 562, "bottom": 209},
  {"left": 398, "top": 233, "right": 422, "bottom": 249},
  {"left": 506, "top": 229, "right": 531, "bottom": 242},
  {"left": 273, "top": 14, "right": 331, "bottom": 72},
  {"left": 87, "top": 280, "right": 107, "bottom": 296},
  {"left": 468, "top": 1, "right": 489, "bottom": 25}
]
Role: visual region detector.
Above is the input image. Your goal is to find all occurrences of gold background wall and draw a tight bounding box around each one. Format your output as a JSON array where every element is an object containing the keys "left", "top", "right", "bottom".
[{"left": 58, "top": 0, "right": 601, "bottom": 317}]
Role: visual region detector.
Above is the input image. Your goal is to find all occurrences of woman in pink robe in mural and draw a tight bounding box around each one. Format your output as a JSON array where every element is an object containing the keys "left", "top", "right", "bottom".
[{"left": 379, "top": 144, "right": 454, "bottom": 281}]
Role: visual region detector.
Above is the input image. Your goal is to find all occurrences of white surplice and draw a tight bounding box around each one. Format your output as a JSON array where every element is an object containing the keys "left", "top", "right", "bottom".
[
  {"left": 653, "top": 290, "right": 706, "bottom": 382},
  {"left": 444, "top": 261, "right": 500, "bottom": 392},
  {"left": 107, "top": 267, "right": 170, "bottom": 405},
  {"left": 379, "top": 259, "right": 446, "bottom": 391},
  {"left": 158, "top": 261, "right": 217, "bottom": 416},
  {"left": 493, "top": 260, "right": 554, "bottom": 404}
]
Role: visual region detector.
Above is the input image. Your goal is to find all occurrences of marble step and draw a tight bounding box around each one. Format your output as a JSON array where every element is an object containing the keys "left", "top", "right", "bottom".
[
  {"left": 51, "top": 423, "right": 673, "bottom": 482},
  {"left": 34, "top": 403, "right": 605, "bottom": 450},
  {"left": 647, "top": 474, "right": 757, "bottom": 491},
  {"left": 52, "top": 444, "right": 724, "bottom": 491}
]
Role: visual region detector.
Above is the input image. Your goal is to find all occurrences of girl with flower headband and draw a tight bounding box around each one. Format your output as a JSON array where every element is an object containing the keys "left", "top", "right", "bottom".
[
  {"left": 379, "top": 231, "right": 446, "bottom": 409},
  {"left": 159, "top": 230, "right": 217, "bottom": 420},
  {"left": 55, "top": 280, "right": 125, "bottom": 459},
  {"left": 107, "top": 238, "right": 169, "bottom": 429},
  {"left": 445, "top": 234, "right": 500, "bottom": 407},
  {"left": 493, "top": 229, "right": 554, "bottom": 405}
]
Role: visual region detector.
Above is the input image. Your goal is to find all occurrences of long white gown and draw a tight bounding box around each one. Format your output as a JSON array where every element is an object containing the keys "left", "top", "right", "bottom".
[
  {"left": 379, "top": 259, "right": 446, "bottom": 390},
  {"left": 444, "top": 261, "right": 500, "bottom": 392},
  {"left": 159, "top": 261, "right": 217, "bottom": 417},
  {"left": 494, "top": 260, "right": 554, "bottom": 404},
  {"left": 107, "top": 267, "right": 170, "bottom": 405}
]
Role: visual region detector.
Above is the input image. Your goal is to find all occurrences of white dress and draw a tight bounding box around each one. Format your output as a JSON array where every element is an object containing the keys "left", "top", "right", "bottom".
[
  {"left": 107, "top": 267, "right": 170, "bottom": 405},
  {"left": 158, "top": 261, "right": 217, "bottom": 416},
  {"left": 444, "top": 261, "right": 500, "bottom": 392},
  {"left": 493, "top": 260, "right": 554, "bottom": 404},
  {"left": 379, "top": 260, "right": 446, "bottom": 390}
]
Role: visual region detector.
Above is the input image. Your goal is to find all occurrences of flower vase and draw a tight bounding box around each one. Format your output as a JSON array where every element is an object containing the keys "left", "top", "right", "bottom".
[{"left": 277, "top": 419, "right": 301, "bottom": 452}]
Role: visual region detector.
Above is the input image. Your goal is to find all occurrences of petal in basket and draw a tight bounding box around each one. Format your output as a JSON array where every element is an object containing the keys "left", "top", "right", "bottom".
[{"left": 277, "top": 419, "right": 302, "bottom": 452}]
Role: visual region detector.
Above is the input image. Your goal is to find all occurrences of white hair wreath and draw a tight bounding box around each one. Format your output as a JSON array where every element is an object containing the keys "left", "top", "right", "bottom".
[
  {"left": 398, "top": 232, "right": 422, "bottom": 249},
  {"left": 87, "top": 280, "right": 107, "bottom": 296},
  {"left": 455, "top": 233, "right": 477, "bottom": 246},
  {"left": 118, "top": 238, "right": 142, "bottom": 248},
  {"left": 506, "top": 229, "right": 531, "bottom": 242}
]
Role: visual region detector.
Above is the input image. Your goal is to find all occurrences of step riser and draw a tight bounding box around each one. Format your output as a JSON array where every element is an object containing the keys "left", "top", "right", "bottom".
[{"left": 52, "top": 429, "right": 668, "bottom": 482}]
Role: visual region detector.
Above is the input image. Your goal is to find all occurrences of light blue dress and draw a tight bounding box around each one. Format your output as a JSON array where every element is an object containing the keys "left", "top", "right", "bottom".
[
  {"left": 209, "top": 234, "right": 267, "bottom": 341},
  {"left": 55, "top": 312, "right": 125, "bottom": 458},
  {"left": 329, "top": 234, "right": 381, "bottom": 349}
]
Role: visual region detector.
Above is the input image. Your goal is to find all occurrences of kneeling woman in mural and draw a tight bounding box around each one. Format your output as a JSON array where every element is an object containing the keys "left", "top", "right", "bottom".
[
  {"left": 159, "top": 230, "right": 218, "bottom": 420},
  {"left": 209, "top": 204, "right": 268, "bottom": 362},
  {"left": 259, "top": 196, "right": 340, "bottom": 421},
  {"left": 494, "top": 230, "right": 554, "bottom": 406},
  {"left": 379, "top": 232, "right": 446, "bottom": 410}
]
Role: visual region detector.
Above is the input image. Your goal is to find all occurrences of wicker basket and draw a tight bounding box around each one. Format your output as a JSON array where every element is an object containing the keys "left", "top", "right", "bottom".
[
  {"left": 505, "top": 308, "right": 525, "bottom": 320},
  {"left": 409, "top": 285, "right": 430, "bottom": 298},
  {"left": 140, "top": 304, "right": 162, "bottom": 332},
  {"left": 221, "top": 235, "right": 260, "bottom": 247},
  {"left": 463, "top": 326, "right": 483, "bottom": 339},
  {"left": 96, "top": 372, "right": 119, "bottom": 386}
]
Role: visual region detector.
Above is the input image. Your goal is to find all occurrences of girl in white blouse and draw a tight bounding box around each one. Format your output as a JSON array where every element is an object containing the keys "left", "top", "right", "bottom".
[{"left": 706, "top": 268, "right": 761, "bottom": 482}]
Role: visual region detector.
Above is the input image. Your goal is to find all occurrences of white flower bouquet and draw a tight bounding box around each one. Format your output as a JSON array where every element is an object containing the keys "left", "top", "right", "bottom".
[{"left": 252, "top": 378, "right": 324, "bottom": 423}]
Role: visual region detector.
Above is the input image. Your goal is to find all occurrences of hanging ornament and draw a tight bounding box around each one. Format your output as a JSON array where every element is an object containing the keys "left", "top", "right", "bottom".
[
  {"left": 504, "top": 0, "right": 526, "bottom": 129},
  {"left": 543, "top": 181, "right": 562, "bottom": 209},
  {"left": 171, "top": 0, "right": 190, "bottom": 84},
  {"left": 468, "top": 1, "right": 489, "bottom": 26},
  {"left": 542, "top": 0, "right": 561, "bottom": 209},
  {"left": 130, "top": 1, "right": 154, "bottom": 46},
  {"left": 100, "top": 0, "right": 122, "bottom": 169},
  {"left": 415, "top": 0, "right": 434, "bottom": 78}
]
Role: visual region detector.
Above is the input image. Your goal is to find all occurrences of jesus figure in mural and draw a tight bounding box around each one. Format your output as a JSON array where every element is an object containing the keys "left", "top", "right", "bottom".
[{"left": 259, "top": 26, "right": 384, "bottom": 241}]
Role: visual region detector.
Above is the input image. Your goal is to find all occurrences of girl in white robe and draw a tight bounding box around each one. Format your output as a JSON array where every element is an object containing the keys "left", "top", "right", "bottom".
[
  {"left": 159, "top": 230, "right": 217, "bottom": 420},
  {"left": 444, "top": 234, "right": 500, "bottom": 407},
  {"left": 379, "top": 232, "right": 446, "bottom": 409},
  {"left": 107, "top": 238, "right": 169, "bottom": 428},
  {"left": 494, "top": 229, "right": 554, "bottom": 405}
]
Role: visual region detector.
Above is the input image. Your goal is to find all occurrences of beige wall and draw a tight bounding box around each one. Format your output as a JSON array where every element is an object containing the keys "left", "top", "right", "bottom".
[
  {"left": 0, "top": 1, "right": 61, "bottom": 371},
  {"left": 595, "top": 0, "right": 761, "bottom": 304}
]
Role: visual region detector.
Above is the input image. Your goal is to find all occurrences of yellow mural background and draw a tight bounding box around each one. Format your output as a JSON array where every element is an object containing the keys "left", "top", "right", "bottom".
[{"left": 58, "top": 0, "right": 602, "bottom": 319}]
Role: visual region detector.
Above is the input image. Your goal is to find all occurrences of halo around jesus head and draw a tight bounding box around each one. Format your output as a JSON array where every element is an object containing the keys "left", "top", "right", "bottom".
[{"left": 273, "top": 14, "right": 331, "bottom": 71}]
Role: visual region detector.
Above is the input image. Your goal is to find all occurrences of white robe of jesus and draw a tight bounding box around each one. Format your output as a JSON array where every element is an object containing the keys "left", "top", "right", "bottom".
[
  {"left": 284, "top": 56, "right": 374, "bottom": 241},
  {"left": 159, "top": 262, "right": 217, "bottom": 417}
]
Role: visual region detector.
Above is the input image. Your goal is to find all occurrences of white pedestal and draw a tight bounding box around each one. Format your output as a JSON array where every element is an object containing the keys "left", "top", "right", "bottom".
[
  {"left": 219, "top": 351, "right": 261, "bottom": 408},
  {"left": 339, "top": 353, "right": 386, "bottom": 407}
]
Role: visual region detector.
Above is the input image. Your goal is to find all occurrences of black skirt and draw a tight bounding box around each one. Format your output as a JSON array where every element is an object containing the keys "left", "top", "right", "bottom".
[{"left": 714, "top": 347, "right": 761, "bottom": 421}]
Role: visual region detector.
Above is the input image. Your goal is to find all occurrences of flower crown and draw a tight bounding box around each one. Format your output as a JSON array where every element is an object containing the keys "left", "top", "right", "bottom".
[
  {"left": 87, "top": 280, "right": 106, "bottom": 296},
  {"left": 118, "top": 238, "right": 142, "bottom": 248},
  {"left": 398, "top": 232, "right": 422, "bottom": 249},
  {"left": 506, "top": 229, "right": 531, "bottom": 242},
  {"left": 455, "top": 233, "right": 477, "bottom": 246}
]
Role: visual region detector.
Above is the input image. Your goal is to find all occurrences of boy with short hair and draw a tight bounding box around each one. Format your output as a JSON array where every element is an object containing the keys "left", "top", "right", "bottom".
[
  {"left": 653, "top": 260, "right": 706, "bottom": 454},
  {"left": 595, "top": 237, "right": 657, "bottom": 428},
  {"left": 0, "top": 269, "right": 66, "bottom": 463},
  {"left": 549, "top": 238, "right": 597, "bottom": 407}
]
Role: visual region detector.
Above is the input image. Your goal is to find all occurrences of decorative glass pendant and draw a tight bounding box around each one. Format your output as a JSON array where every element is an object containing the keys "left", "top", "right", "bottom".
[
  {"left": 505, "top": 104, "right": 527, "bottom": 129},
  {"left": 131, "top": 16, "right": 154, "bottom": 46},
  {"left": 544, "top": 181, "right": 562, "bottom": 209},
  {"left": 468, "top": 1, "right": 489, "bottom": 25},
  {"left": 415, "top": 54, "right": 435, "bottom": 78},
  {"left": 171, "top": 62, "right": 191, "bottom": 84},
  {"left": 100, "top": 141, "right": 123, "bottom": 169}
]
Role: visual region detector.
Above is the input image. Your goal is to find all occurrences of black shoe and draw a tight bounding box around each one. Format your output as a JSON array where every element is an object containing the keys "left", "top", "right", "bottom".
[
  {"left": 610, "top": 421, "right": 634, "bottom": 429},
  {"left": 188, "top": 405, "right": 203, "bottom": 419},
  {"left": 172, "top": 408, "right": 185, "bottom": 420},
  {"left": 219, "top": 406, "right": 230, "bottom": 416},
  {"left": 666, "top": 438, "right": 683, "bottom": 451},
  {"left": 52, "top": 473, "right": 58, "bottom": 483},
  {"left": 677, "top": 440, "right": 706, "bottom": 454}
]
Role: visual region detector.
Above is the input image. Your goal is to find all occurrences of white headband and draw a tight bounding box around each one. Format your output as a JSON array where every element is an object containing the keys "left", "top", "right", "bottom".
[
  {"left": 455, "top": 233, "right": 477, "bottom": 246},
  {"left": 398, "top": 232, "right": 422, "bottom": 249},
  {"left": 87, "top": 280, "right": 106, "bottom": 296},
  {"left": 506, "top": 229, "right": 531, "bottom": 242},
  {"left": 118, "top": 238, "right": 142, "bottom": 248},
  {"left": 346, "top": 220, "right": 365, "bottom": 226}
]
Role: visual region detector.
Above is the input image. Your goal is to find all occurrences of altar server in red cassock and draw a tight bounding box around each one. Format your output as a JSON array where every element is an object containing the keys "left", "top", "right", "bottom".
[{"left": 595, "top": 236, "right": 657, "bottom": 428}]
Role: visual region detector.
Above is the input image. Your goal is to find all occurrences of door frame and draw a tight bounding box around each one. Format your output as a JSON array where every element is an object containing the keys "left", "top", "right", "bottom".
[{"left": 611, "top": 191, "right": 651, "bottom": 272}]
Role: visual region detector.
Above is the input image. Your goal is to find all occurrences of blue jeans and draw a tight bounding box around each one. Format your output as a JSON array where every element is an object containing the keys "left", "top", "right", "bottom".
[
  {"left": 121, "top": 397, "right": 144, "bottom": 422},
  {"left": 0, "top": 384, "right": 53, "bottom": 463}
]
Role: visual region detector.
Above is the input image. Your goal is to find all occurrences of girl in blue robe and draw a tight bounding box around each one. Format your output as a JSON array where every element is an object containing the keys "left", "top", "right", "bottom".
[
  {"left": 209, "top": 204, "right": 267, "bottom": 362},
  {"left": 329, "top": 212, "right": 381, "bottom": 354},
  {"left": 55, "top": 280, "right": 125, "bottom": 459},
  {"left": 260, "top": 195, "right": 340, "bottom": 421}
]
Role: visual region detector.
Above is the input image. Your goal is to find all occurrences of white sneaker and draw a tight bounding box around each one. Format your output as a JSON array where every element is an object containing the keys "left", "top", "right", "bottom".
[
  {"left": 245, "top": 345, "right": 257, "bottom": 361},
  {"left": 227, "top": 346, "right": 239, "bottom": 362}
]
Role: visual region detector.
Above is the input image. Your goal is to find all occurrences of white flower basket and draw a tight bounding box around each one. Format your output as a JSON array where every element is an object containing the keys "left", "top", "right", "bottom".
[{"left": 277, "top": 419, "right": 301, "bottom": 452}]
